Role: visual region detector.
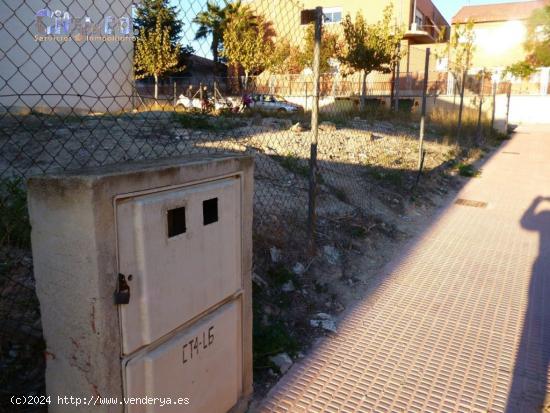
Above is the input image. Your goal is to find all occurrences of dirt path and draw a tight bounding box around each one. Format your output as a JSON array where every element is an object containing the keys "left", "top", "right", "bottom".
[{"left": 257, "top": 124, "right": 550, "bottom": 413}]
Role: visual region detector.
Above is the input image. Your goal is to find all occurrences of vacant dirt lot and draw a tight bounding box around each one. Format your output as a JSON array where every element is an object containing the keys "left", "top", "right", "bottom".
[{"left": 1, "top": 109, "right": 489, "bottom": 405}]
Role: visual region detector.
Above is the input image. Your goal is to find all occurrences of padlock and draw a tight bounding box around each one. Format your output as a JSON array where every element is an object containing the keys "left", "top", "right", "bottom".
[{"left": 115, "top": 273, "right": 130, "bottom": 305}]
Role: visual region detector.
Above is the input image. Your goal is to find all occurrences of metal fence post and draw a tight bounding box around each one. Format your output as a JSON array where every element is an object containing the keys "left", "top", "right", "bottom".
[
  {"left": 199, "top": 81, "right": 204, "bottom": 112},
  {"left": 308, "top": 6, "right": 322, "bottom": 253},
  {"left": 390, "top": 59, "right": 396, "bottom": 110},
  {"left": 505, "top": 83, "right": 512, "bottom": 133},
  {"left": 491, "top": 79, "right": 497, "bottom": 132},
  {"left": 456, "top": 51, "right": 470, "bottom": 144},
  {"left": 418, "top": 48, "right": 430, "bottom": 170},
  {"left": 476, "top": 72, "right": 485, "bottom": 143},
  {"left": 173, "top": 80, "right": 177, "bottom": 107},
  {"left": 289, "top": 75, "right": 292, "bottom": 97},
  {"left": 394, "top": 42, "right": 401, "bottom": 112},
  {"left": 305, "top": 82, "right": 308, "bottom": 111}
]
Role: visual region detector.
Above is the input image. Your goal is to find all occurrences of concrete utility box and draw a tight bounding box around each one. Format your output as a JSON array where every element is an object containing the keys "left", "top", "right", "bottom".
[{"left": 28, "top": 155, "right": 254, "bottom": 412}]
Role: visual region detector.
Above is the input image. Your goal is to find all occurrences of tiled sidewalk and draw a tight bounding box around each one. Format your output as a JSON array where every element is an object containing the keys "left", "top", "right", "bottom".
[{"left": 258, "top": 125, "right": 550, "bottom": 413}]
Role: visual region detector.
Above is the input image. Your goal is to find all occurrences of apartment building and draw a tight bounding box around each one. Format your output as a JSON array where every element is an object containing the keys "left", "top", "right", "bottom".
[
  {"left": 452, "top": 0, "right": 550, "bottom": 70},
  {"left": 249, "top": 0, "right": 450, "bottom": 73}
]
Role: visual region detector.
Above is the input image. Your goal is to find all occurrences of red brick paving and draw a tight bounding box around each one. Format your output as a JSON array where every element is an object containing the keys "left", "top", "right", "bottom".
[{"left": 258, "top": 125, "right": 550, "bottom": 413}]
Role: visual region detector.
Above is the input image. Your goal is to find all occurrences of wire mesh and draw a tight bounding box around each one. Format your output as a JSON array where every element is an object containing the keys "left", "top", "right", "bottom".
[
  {"left": 0, "top": 0, "right": 515, "bottom": 408},
  {"left": 0, "top": 0, "right": 313, "bottom": 407}
]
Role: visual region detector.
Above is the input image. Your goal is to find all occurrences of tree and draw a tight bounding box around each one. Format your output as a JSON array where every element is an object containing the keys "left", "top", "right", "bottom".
[
  {"left": 270, "top": 40, "right": 304, "bottom": 74},
  {"left": 221, "top": 7, "right": 274, "bottom": 87},
  {"left": 134, "top": 0, "right": 191, "bottom": 78},
  {"left": 300, "top": 24, "right": 340, "bottom": 73},
  {"left": 504, "top": 61, "right": 537, "bottom": 79},
  {"left": 193, "top": 0, "right": 242, "bottom": 64},
  {"left": 134, "top": 18, "right": 183, "bottom": 101},
  {"left": 506, "top": 5, "right": 550, "bottom": 74},
  {"left": 269, "top": 26, "right": 339, "bottom": 75},
  {"left": 193, "top": 1, "right": 224, "bottom": 63},
  {"left": 435, "top": 21, "right": 475, "bottom": 140},
  {"left": 338, "top": 6, "right": 403, "bottom": 110},
  {"left": 441, "top": 21, "right": 476, "bottom": 87},
  {"left": 525, "top": 5, "right": 550, "bottom": 67},
  {"left": 134, "top": 0, "right": 183, "bottom": 45}
]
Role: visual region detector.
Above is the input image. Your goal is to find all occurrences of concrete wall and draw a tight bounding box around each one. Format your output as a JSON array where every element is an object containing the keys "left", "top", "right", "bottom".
[
  {"left": 0, "top": 0, "right": 134, "bottom": 114},
  {"left": 507, "top": 95, "right": 550, "bottom": 125}
]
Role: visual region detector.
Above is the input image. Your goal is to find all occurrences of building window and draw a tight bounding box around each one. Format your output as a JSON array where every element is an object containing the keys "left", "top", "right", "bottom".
[
  {"left": 436, "top": 57, "right": 448, "bottom": 71},
  {"left": 323, "top": 7, "right": 342, "bottom": 24},
  {"left": 415, "top": 10, "right": 424, "bottom": 27}
]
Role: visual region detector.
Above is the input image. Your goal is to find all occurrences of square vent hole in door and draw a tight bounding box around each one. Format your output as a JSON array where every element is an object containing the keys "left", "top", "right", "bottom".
[
  {"left": 203, "top": 198, "right": 218, "bottom": 225},
  {"left": 167, "top": 206, "right": 186, "bottom": 237}
]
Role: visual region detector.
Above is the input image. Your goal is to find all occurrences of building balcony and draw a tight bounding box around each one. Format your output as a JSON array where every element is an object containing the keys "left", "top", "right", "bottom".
[{"left": 403, "top": 23, "right": 440, "bottom": 44}]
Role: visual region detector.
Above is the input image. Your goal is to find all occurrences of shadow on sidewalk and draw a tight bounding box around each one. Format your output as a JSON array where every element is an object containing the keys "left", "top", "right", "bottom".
[{"left": 506, "top": 196, "right": 550, "bottom": 412}]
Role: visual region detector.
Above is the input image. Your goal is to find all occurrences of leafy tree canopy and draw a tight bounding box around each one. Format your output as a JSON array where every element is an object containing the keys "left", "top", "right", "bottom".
[
  {"left": 270, "top": 40, "right": 304, "bottom": 74},
  {"left": 193, "top": 0, "right": 243, "bottom": 63},
  {"left": 338, "top": 5, "right": 403, "bottom": 76},
  {"left": 301, "top": 24, "right": 341, "bottom": 73},
  {"left": 338, "top": 5, "right": 403, "bottom": 110},
  {"left": 504, "top": 61, "right": 537, "bottom": 79},
  {"left": 134, "top": 0, "right": 183, "bottom": 45},
  {"left": 134, "top": 18, "right": 183, "bottom": 99},
  {"left": 437, "top": 21, "right": 476, "bottom": 79},
  {"left": 525, "top": 5, "right": 550, "bottom": 67},
  {"left": 134, "top": 0, "right": 192, "bottom": 77},
  {"left": 221, "top": 6, "right": 274, "bottom": 85}
]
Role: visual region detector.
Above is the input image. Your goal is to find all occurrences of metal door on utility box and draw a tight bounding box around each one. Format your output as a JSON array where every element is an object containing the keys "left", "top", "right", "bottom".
[
  {"left": 116, "top": 177, "right": 242, "bottom": 354},
  {"left": 124, "top": 300, "right": 243, "bottom": 413}
]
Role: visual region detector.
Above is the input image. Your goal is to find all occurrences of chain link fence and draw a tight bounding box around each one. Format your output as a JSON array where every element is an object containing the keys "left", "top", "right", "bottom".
[{"left": 0, "top": 1, "right": 512, "bottom": 408}]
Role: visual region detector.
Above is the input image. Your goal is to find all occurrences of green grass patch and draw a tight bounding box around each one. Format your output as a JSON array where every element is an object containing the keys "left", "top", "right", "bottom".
[
  {"left": 252, "top": 274, "right": 300, "bottom": 371},
  {"left": 348, "top": 224, "right": 367, "bottom": 239},
  {"left": 267, "top": 265, "right": 294, "bottom": 287},
  {"left": 457, "top": 162, "right": 480, "bottom": 177},
  {"left": 370, "top": 169, "right": 403, "bottom": 186},
  {"left": 334, "top": 188, "right": 349, "bottom": 203},
  {"left": 272, "top": 154, "right": 310, "bottom": 178},
  {"left": 0, "top": 178, "right": 31, "bottom": 249},
  {"left": 252, "top": 320, "right": 299, "bottom": 370},
  {"left": 175, "top": 113, "right": 247, "bottom": 131}
]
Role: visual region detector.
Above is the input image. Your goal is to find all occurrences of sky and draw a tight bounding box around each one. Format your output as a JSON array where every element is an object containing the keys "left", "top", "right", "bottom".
[{"left": 174, "top": 0, "right": 210, "bottom": 57}]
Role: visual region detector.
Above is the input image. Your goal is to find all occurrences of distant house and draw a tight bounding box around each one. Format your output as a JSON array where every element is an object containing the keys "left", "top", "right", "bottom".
[
  {"left": 177, "top": 54, "right": 227, "bottom": 84},
  {"left": 452, "top": 0, "right": 550, "bottom": 70}
]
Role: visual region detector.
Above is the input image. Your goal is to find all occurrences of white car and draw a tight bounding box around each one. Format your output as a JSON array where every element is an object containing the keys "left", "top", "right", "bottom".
[
  {"left": 175, "top": 95, "right": 234, "bottom": 111},
  {"left": 249, "top": 94, "right": 303, "bottom": 113}
]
